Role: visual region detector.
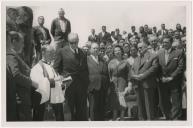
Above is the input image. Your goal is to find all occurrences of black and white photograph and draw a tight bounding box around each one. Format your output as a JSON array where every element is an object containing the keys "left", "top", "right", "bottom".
[{"left": 1, "top": 0, "right": 192, "bottom": 127}]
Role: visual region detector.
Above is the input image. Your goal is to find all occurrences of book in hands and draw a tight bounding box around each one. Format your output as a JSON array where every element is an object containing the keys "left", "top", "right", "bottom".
[{"left": 61, "top": 76, "right": 72, "bottom": 82}]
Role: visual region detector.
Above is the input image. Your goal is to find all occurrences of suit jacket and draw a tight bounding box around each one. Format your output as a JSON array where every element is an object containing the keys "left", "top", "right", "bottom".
[
  {"left": 88, "top": 34, "right": 99, "bottom": 42},
  {"left": 114, "top": 34, "right": 122, "bottom": 42},
  {"left": 6, "top": 49, "right": 32, "bottom": 107},
  {"left": 53, "top": 46, "right": 89, "bottom": 89},
  {"left": 157, "top": 48, "right": 185, "bottom": 86},
  {"left": 33, "top": 26, "right": 51, "bottom": 52},
  {"left": 6, "top": 65, "right": 17, "bottom": 121},
  {"left": 128, "top": 32, "right": 138, "bottom": 39},
  {"left": 50, "top": 17, "right": 71, "bottom": 41},
  {"left": 131, "top": 51, "right": 159, "bottom": 88},
  {"left": 87, "top": 55, "right": 109, "bottom": 92},
  {"left": 158, "top": 29, "right": 168, "bottom": 36},
  {"left": 138, "top": 31, "right": 147, "bottom": 38},
  {"left": 98, "top": 32, "right": 112, "bottom": 44}
]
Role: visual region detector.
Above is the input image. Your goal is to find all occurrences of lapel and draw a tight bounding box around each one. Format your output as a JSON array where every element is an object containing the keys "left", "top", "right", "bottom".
[
  {"left": 132, "top": 57, "right": 140, "bottom": 74},
  {"left": 160, "top": 50, "right": 166, "bottom": 66},
  {"left": 98, "top": 57, "right": 104, "bottom": 73},
  {"left": 38, "top": 26, "right": 47, "bottom": 39},
  {"left": 166, "top": 48, "right": 175, "bottom": 66},
  {"left": 89, "top": 56, "right": 101, "bottom": 72},
  {"left": 139, "top": 51, "right": 150, "bottom": 70},
  {"left": 56, "top": 18, "right": 63, "bottom": 32}
]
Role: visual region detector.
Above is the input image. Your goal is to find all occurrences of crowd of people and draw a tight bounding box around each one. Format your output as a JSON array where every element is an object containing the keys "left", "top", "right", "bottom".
[{"left": 6, "top": 7, "right": 187, "bottom": 121}]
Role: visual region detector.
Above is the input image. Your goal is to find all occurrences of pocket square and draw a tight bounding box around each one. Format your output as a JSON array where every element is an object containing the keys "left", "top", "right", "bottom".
[{"left": 173, "top": 58, "right": 178, "bottom": 60}]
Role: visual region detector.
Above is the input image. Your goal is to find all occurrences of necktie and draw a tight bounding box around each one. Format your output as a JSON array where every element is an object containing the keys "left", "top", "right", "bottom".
[{"left": 74, "top": 49, "right": 80, "bottom": 62}]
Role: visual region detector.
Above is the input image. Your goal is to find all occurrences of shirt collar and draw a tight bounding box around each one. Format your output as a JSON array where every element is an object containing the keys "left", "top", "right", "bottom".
[
  {"left": 165, "top": 48, "right": 172, "bottom": 54},
  {"left": 70, "top": 46, "right": 78, "bottom": 53},
  {"left": 90, "top": 54, "right": 99, "bottom": 63}
]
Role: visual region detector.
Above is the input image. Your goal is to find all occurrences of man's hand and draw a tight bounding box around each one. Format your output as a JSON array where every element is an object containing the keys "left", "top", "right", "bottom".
[
  {"left": 132, "top": 74, "right": 144, "bottom": 81},
  {"left": 40, "top": 40, "right": 45, "bottom": 44},
  {"left": 161, "top": 77, "right": 173, "bottom": 83},
  {"left": 63, "top": 80, "right": 72, "bottom": 88}
]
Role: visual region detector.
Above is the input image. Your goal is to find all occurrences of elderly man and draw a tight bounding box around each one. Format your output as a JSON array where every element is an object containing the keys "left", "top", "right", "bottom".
[
  {"left": 53, "top": 33, "right": 89, "bottom": 121},
  {"left": 157, "top": 35, "right": 185, "bottom": 120},
  {"left": 87, "top": 43, "right": 109, "bottom": 121},
  {"left": 88, "top": 29, "right": 98, "bottom": 43},
  {"left": 33, "top": 16, "right": 51, "bottom": 64},
  {"left": 51, "top": 8, "right": 71, "bottom": 49},
  {"left": 131, "top": 41, "right": 159, "bottom": 120}
]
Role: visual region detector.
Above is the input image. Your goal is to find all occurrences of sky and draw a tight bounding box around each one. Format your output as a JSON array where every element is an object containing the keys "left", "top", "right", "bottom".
[{"left": 31, "top": 1, "right": 186, "bottom": 47}]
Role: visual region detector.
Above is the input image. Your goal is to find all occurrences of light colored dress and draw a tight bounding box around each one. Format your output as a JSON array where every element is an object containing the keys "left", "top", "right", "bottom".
[{"left": 108, "top": 58, "right": 131, "bottom": 109}]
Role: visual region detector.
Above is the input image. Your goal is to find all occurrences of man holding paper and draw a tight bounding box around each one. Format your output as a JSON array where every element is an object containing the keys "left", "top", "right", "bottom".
[{"left": 53, "top": 33, "right": 89, "bottom": 121}]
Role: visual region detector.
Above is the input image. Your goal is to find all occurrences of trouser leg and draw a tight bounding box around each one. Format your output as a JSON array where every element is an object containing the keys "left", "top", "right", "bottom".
[
  {"left": 33, "top": 103, "right": 45, "bottom": 121},
  {"left": 170, "top": 86, "right": 182, "bottom": 120},
  {"left": 52, "top": 103, "right": 64, "bottom": 121},
  {"left": 136, "top": 86, "right": 147, "bottom": 120},
  {"left": 158, "top": 84, "right": 171, "bottom": 120},
  {"left": 144, "top": 88, "right": 156, "bottom": 120}
]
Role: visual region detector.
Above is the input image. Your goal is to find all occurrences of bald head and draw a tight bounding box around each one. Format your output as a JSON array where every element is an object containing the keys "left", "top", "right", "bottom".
[
  {"left": 90, "top": 42, "right": 99, "bottom": 56},
  {"left": 138, "top": 42, "right": 148, "bottom": 55},
  {"left": 68, "top": 33, "right": 79, "bottom": 50}
]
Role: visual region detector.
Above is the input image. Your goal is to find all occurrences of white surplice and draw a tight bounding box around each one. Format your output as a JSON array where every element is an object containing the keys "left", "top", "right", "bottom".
[{"left": 30, "top": 62, "right": 64, "bottom": 104}]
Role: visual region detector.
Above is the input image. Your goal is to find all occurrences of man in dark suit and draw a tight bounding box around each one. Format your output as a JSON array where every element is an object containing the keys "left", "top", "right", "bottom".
[
  {"left": 53, "top": 33, "right": 89, "bottom": 121},
  {"left": 131, "top": 41, "right": 159, "bottom": 120},
  {"left": 87, "top": 43, "right": 109, "bottom": 121},
  {"left": 98, "top": 26, "right": 112, "bottom": 45},
  {"left": 158, "top": 24, "right": 168, "bottom": 36},
  {"left": 152, "top": 26, "right": 158, "bottom": 37},
  {"left": 51, "top": 8, "right": 71, "bottom": 49},
  {"left": 88, "top": 29, "right": 98, "bottom": 43},
  {"left": 6, "top": 31, "right": 38, "bottom": 121},
  {"left": 114, "top": 28, "right": 122, "bottom": 43},
  {"left": 157, "top": 35, "right": 185, "bottom": 120},
  {"left": 144, "top": 24, "right": 152, "bottom": 35},
  {"left": 33, "top": 16, "right": 51, "bottom": 64},
  {"left": 128, "top": 26, "right": 138, "bottom": 40}
]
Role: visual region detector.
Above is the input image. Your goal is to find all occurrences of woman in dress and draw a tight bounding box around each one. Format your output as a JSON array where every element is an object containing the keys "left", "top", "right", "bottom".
[{"left": 108, "top": 45, "right": 132, "bottom": 120}]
